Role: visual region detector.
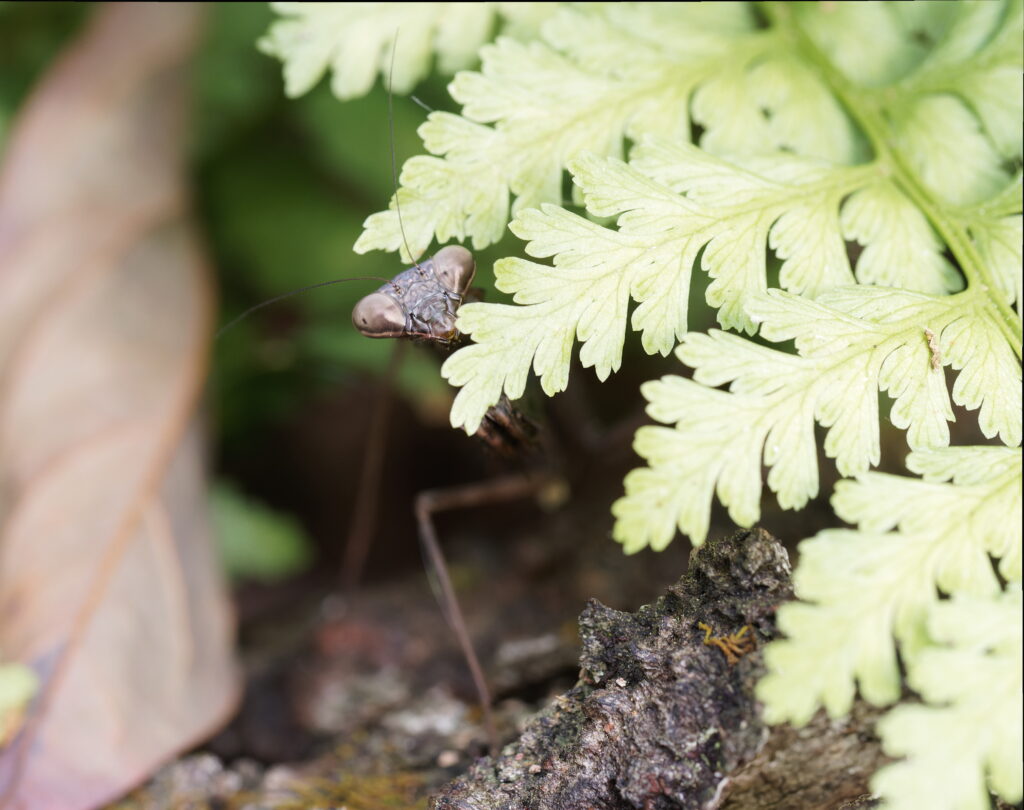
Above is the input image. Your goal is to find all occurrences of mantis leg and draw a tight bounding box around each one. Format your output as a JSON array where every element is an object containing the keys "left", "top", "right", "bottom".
[{"left": 414, "top": 471, "right": 552, "bottom": 756}]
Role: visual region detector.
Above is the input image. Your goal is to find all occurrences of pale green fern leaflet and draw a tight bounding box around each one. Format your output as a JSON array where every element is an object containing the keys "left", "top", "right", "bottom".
[
  {"left": 757, "top": 446, "right": 1021, "bottom": 722},
  {"left": 444, "top": 143, "right": 990, "bottom": 436},
  {"left": 612, "top": 287, "right": 1021, "bottom": 552},
  {"left": 354, "top": 4, "right": 867, "bottom": 260},
  {"left": 259, "top": 2, "right": 558, "bottom": 100},
  {"left": 872, "top": 588, "right": 1022, "bottom": 809}
]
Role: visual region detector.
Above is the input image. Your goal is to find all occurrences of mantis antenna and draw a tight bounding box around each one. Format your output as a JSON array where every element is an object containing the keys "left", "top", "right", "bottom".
[
  {"left": 215, "top": 275, "right": 396, "bottom": 339},
  {"left": 387, "top": 31, "right": 425, "bottom": 271},
  {"left": 216, "top": 33, "right": 428, "bottom": 342}
]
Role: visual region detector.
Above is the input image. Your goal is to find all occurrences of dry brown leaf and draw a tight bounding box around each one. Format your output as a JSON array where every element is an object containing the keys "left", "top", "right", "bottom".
[{"left": 0, "top": 4, "right": 240, "bottom": 809}]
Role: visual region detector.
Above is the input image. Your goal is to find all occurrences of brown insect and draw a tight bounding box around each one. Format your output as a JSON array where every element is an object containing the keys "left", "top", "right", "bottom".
[
  {"left": 352, "top": 245, "right": 475, "bottom": 345},
  {"left": 352, "top": 247, "right": 539, "bottom": 457},
  {"left": 218, "top": 240, "right": 539, "bottom": 752},
  {"left": 350, "top": 245, "right": 549, "bottom": 753}
]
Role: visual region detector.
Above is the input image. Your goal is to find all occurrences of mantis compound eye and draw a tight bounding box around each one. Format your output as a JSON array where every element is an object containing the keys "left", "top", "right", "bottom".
[
  {"left": 432, "top": 245, "right": 476, "bottom": 296},
  {"left": 352, "top": 293, "right": 405, "bottom": 338}
]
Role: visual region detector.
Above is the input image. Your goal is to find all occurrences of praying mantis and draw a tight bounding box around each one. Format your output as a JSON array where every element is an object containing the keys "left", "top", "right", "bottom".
[
  {"left": 351, "top": 245, "right": 541, "bottom": 457},
  {"left": 220, "top": 239, "right": 547, "bottom": 752},
  {"left": 350, "top": 244, "right": 555, "bottom": 753}
]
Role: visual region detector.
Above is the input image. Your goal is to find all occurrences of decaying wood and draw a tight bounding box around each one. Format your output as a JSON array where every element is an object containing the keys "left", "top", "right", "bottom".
[
  {"left": 718, "top": 698, "right": 887, "bottom": 810},
  {"left": 433, "top": 528, "right": 888, "bottom": 810}
]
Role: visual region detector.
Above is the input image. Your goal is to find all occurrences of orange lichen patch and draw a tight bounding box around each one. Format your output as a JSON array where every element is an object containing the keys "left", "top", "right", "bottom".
[{"left": 697, "top": 622, "right": 756, "bottom": 666}]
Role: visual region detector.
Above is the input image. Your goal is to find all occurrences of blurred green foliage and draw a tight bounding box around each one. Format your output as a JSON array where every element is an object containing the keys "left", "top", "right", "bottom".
[
  {"left": 196, "top": 4, "right": 448, "bottom": 449},
  {"left": 210, "top": 482, "right": 312, "bottom": 582},
  {"left": 0, "top": 2, "right": 89, "bottom": 146},
  {"left": 195, "top": 4, "right": 529, "bottom": 580}
]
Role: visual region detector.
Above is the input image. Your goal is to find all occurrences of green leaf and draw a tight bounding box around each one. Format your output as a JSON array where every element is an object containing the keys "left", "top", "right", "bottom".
[
  {"left": 873, "top": 588, "right": 1023, "bottom": 809},
  {"left": 692, "top": 51, "right": 863, "bottom": 163},
  {"left": 793, "top": 2, "right": 934, "bottom": 86},
  {"left": 900, "top": 0, "right": 1024, "bottom": 161},
  {"left": 355, "top": 6, "right": 785, "bottom": 258},
  {"left": 893, "top": 94, "right": 1007, "bottom": 206},
  {"left": 440, "top": 120, "right": 1017, "bottom": 437},
  {"left": 970, "top": 209, "right": 1023, "bottom": 316},
  {"left": 840, "top": 180, "right": 962, "bottom": 294},
  {"left": 211, "top": 482, "right": 312, "bottom": 583},
  {"left": 355, "top": 112, "right": 509, "bottom": 260},
  {"left": 443, "top": 143, "right": 887, "bottom": 434}
]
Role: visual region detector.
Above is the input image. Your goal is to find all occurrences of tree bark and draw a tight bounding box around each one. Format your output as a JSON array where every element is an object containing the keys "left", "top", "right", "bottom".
[{"left": 433, "top": 528, "right": 889, "bottom": 810}]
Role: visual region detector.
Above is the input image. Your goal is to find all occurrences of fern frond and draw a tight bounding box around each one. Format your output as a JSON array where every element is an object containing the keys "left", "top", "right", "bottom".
[
  {"left": 840, "top": 181, "right": 962, "bottom": 294},
  {"left": 895, "top": 95, "right": 1008, "bottom": 206},
  {"left": 897, "top": 0, "right": 1024, "bottom": 161},
  {"left": 756, "top": 447, "right": 1021, "bottom": 724},
  {"left": 970, "top": 209, "right": 1023, "bottom": 317},
  {"left": 612, "top": 286, "right": 1022, "bottom": 552},
  {"left": 446, "top": 144, "right": 957, "bottom": 435},
  {"left": 873, "top": 588, "right": 1023, "bottom": 810},
  {"left": 440, "top": 125, "right": 1018, "bottom": 435},
  {"left": 353, "top": 4, "right": 889, "bottom": 261}
]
